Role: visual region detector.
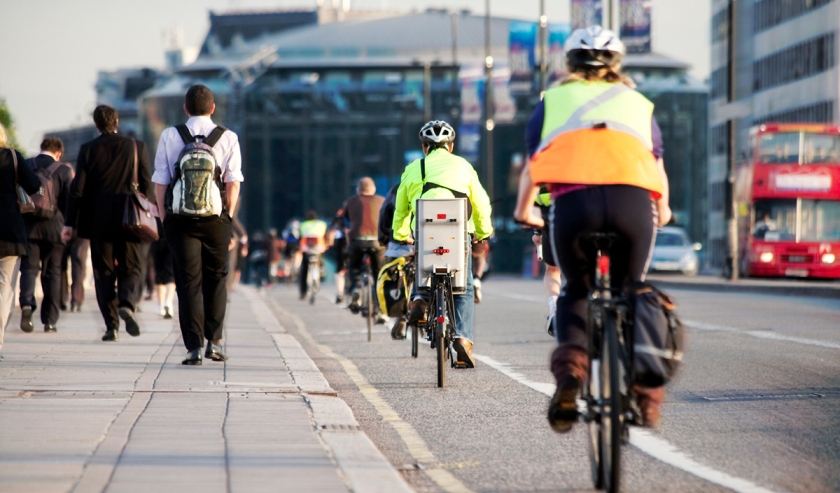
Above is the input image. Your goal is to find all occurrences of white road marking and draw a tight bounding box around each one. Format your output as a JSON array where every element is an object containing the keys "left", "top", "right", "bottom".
[
  {"left": 474, "top": 354, "right": 783, "bottom": 493},
  {"left": 686, "top": 320, "right": 840, "bottom": 350}
]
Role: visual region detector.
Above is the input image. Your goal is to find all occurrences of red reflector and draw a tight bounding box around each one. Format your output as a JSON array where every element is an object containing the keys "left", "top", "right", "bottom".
[
  {"left": 433, "top": 248, "right": 450, "bottom": 255},
  {"left": 437, "top": 213, "right": 447, "bottom": 219},
  {"left": 437, "top": 316, "right": 445, "bottom": 323},
  {"left": 598, "top": 255, "right": 610, "bottom": 275}
]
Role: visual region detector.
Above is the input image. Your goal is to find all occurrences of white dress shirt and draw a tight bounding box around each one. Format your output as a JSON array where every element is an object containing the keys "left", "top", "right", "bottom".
[{"left": 152, "top": 115, "right": 244, "bottom": 185}]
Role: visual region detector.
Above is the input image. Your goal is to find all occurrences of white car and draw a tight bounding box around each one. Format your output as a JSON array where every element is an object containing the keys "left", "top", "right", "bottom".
[{"left": 649, "top": 226, "right": 702, "bottom": 276}]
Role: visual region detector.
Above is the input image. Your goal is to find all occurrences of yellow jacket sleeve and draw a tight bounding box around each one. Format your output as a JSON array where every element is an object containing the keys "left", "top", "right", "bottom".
[
  {"left": 469, "top": 169, "right": 494, "bottom": 240},
  {"left": 392, "top": 168, "right": 414, "bottom": 242}
]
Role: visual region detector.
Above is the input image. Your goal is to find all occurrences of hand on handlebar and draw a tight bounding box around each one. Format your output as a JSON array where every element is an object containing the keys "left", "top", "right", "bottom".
[{"left": 513, "top": 214, "right": 544, "bottom": 229}]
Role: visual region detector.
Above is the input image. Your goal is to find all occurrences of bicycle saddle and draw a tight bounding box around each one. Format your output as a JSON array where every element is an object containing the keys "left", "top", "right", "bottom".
[{"left": 582, "top": 232, "right": 620, "bottom": 250}]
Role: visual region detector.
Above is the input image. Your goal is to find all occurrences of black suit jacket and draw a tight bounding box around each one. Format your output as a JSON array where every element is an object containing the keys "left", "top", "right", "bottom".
[
  {"left": 0, "top": 148, "right": 41, "bottom": 256},
  {"left": 65, "top": 133, "right": 154, "bottom": 241},
  {"left": 23, "top": 154, "right": 74, "bottom": 244}
]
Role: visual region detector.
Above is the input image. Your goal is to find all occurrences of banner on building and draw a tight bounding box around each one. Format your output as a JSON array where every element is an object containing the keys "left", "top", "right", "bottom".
[
  {"left": 459, "top": 65, "right": 484, "bottom": 124},
  {"left": 571, "top": 0, "right": 602, "bottom": 30},
  {"left": 620, "top": 0, "right": 652, "bottom": 53},
  {"left": 508, "top": 22, "right": 537, "bottom": 94},
  {"left": 547, "top": 23, "right": 572, "bottom": 85},
  {"left": 493, "top": 68, "right": 517, "bottom": 124}
]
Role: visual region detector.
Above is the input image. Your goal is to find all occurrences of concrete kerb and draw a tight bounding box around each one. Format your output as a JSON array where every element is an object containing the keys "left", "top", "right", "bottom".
[
  {"left": 647, "top": 275, "right": 840, "bottom": 299},
  {"left": 244, "top": 288, "right": 414, "bottom": 493}
]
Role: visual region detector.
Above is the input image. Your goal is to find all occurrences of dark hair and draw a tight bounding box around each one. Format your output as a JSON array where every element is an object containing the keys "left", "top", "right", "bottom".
[
  {"left": 185, "top": 84, "right": 215, "bottom": 116},
  {"left": 305, "top": 210, "right": 318, "bottom": 221},
  {"left": 40, "top": 137, "right": 64, "bottom": 154},
  {"left": 424, "top": 141, "right": 451, "bottom": 152},
  {"left": 93, "top": 105, "right": 119, "bottom": 133}
]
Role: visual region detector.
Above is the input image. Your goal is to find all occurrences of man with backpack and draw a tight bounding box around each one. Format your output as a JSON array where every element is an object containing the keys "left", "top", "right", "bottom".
[
  {"left": 19, "top": 138, "right": 73, "bottom": 333},
  {"left": 152, "top": 84, "right": 243, "bottom": 366}
]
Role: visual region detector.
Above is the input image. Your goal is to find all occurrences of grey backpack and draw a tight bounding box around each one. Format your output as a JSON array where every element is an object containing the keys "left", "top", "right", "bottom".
[{"left": 165, "top": 125, "right": 226, "bottom": 216}]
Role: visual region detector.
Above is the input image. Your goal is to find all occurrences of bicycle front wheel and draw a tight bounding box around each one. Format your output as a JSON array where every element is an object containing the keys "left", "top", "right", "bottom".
[
  {"left": 411, "top": 322, "right": 419, "bottom": 358},
  {"left": 308, "top": 264, "right": 320, "bottom": 305},
  {"left": 601, "top": 311, "right": 623, "bottom": 493},
  {"left": 435, "top": 283, "right": 447, "bottom": 388},
  {"left": 365, "top": 273, "right": 373, "bottom": 342}
]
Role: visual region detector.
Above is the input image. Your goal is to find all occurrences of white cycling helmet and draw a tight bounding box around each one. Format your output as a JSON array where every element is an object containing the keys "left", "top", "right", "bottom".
[
  {"left": 419, "top": 120, "right": 456, "bottom": 145},
  {"left": 564, "top": 26, "right": 626, "bottom": 68}
]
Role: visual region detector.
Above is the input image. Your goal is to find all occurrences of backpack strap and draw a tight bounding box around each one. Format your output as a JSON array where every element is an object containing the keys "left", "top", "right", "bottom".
[
  {"left": 420, "top": 158, "right": 425, "bottom": 181},
  {"left": 417, "top": 157, "right": 472, "bottom": 218},
  {"left": 203, "top": 126, "right": 227, "bottom": 147},
  {"left": 175, "top": 124, "right": 195, "bottom": 145}
]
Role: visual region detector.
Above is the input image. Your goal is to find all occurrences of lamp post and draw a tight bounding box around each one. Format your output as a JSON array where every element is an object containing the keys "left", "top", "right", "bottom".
[
  {"left": 484, "top": 0, "right": 494, "bottom": 199},
  {"left": 539, "top": 0, "right": 547, "bottom": 95}
]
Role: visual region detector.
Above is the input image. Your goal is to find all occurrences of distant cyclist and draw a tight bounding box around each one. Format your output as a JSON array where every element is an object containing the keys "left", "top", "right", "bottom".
[
  {"left": 514, "top": 26, "right": 672, "bottom": 431},
  {"left": 298, "top": 211, "right": 329, "bottom": 300},
  {"left": 527, "top": 185, "right": 562, "bottom": 336},
  {"left": 328, "top": 207, "right": 348, "bottom": 304},
  {"left": 393, "top": 120, "right": 493, "bottom": 368},
  {"left": 343, "top": 177, "right": 386, "bottom": 323}
]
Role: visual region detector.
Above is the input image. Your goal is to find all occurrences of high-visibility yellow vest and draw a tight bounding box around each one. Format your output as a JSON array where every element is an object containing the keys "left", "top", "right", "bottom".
[{"left": 529, "top": 81, "right": 664, "bottom": 198}]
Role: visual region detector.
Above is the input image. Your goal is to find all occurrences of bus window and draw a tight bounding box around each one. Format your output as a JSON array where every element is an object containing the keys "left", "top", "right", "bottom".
[
  {"left": 757, "top": 133, "right": 799, "bottom": 164},
  {"left": 802, "top": 134, "right": 840, "bottom": 164},
  {"left": 753, "top": 199, "right": 796, "bottom": 241},
  {"left": 801, "top": 200, "right": 840, "bottom": 241}
]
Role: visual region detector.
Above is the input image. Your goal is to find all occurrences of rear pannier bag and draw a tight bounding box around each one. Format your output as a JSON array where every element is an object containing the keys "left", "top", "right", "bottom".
[
  {"left": 631, "top": 283, "right": 685, "bottom": 387},
  {"left": 377, "top": 257, "right": 409, "bottom": 318}
]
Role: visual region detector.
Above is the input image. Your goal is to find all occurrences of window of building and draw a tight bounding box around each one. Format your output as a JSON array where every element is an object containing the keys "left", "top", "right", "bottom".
[
  {"left": 712, "top": 5, "right": 729, "bottom": 43},
  {"left": 711, "top": 123, "right": 730, "bottom": 156},
  {"left": 754, "top": 0, "right": 834, "bottom": 33},
  {"left": 753, "top": 33, "right": 835, "bottom": 92},
  {"left": 753, "top": 100, "right": 836, "bottom": 125},
  {"left": 711, "top": 66, "right": 729, "bottom": 100}
]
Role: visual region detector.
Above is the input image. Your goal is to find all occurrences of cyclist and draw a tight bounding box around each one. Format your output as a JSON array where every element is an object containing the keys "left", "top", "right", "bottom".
[
  {"left": 328, "top": 207, "right": 348, "bottom": 304},
  {"left": 393, "top": 120, "right": 493, "bottom": 368},
  {"left": 298, "top": 211, "right": 329, "bottom": 300},
  {"left": 343, "top": 178, "right": 387, "bottom": 323},
  {"left": 513, "top": 26, "right": 671, "bottom": 431},
  {"left": 379, "top": 182, "right": 414, "bottom": 339},
  {"left": 527, "top": 185, "right": 563, "bottom": 336}
]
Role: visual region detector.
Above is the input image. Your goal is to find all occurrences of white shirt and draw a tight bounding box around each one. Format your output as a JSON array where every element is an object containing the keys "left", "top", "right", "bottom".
[{"left": 152, "top": 115, "right": 244, "bottom": 185}]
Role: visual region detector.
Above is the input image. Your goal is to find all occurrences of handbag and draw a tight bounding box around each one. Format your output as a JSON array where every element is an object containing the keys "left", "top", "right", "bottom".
[
  {"left": 122, "top": 140, "right": 160, "bottom": 242},
  {"left": 9, "top": 147, "right": 36, "bottom": 213}
]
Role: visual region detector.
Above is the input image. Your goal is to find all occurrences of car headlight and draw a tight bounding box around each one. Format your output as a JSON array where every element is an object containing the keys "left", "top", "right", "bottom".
[
  {"left": 759, "top": 252, "right": 774, "bottom": 263},
  {"left": 821, "top": 253, "right": 836, "bottom": 264}
]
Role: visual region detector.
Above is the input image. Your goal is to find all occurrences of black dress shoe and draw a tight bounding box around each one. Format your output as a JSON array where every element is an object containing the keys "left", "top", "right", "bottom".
[
  {"left": 119, "top": 307, "right": 140, "bottom": 337},
  {"left": 182, "top": 348, "right": 202, "bottom": 365},
  {"left": 20, "top": 307, "right": 34, "bottom": 333},
  {"left": 205, "top": 341, "right": 228, "bottom": 362},
  {"left": 102, "top": 330, "right": 119, "bottom": 342},
  {"left": 44, "top": 324, "right": 57, "bottom": 333},
  {"left": 60, "top": 303, "right": 68, "bottom": 311},
  {"left": 70, "top": 303, "right": 81, "bottom": 313}
]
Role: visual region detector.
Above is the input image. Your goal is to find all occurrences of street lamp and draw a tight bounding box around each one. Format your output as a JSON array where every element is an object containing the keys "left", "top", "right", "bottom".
[{"left": 484, "top": 0, "right": 494, "bottom": 199}]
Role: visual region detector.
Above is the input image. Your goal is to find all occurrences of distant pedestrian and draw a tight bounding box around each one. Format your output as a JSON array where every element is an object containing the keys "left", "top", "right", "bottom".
[
  {"left": 60, "top": 233, "right": 89, "bottom": 313},
  {"left": 152, "top": 84, "right": 243, "bottom": 365},
  {"left": 18, "top": 138, "right": 73, "bottom": 334},
  {"left": 0, "top": 123, "right": 42, "bottom": 360},
  {"left": 62, "top": 105, "right": 155, "bottom": 342},
  {"left": 151, "top": 225, "right": 176, "bottom": 319}
]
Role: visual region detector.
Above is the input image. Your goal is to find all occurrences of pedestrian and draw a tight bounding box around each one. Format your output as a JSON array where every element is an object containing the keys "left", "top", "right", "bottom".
[
  {"left": 0, "top": 123, "right": 42, "bottom": 360},
  {"left": 152, "top": 84, "right": 243, "bottom": 365},
  {"left": 18, "top": 138, "right": 74, "bottom": 333},
  {"left": 60, "top": 234, "right": 89, "bottom": 313},
  {"left": 267, "top": 228, "right": 281, "bottom": 286},
  {"left": 62, "top": 105, "right": 155, "bottom": 342},
  {"left": 151, "top": 225, "right": 176, "bottom": 319}
]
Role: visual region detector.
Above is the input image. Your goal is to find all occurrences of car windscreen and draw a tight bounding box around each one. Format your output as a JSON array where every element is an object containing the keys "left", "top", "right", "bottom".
[{"left": 655, "top": 232, "right": 687, "bottom": 246}]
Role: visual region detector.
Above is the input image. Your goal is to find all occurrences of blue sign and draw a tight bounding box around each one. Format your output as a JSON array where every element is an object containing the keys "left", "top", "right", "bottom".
[
  {"left": 547, "top": 23, "right": 572, "bottom": 84},
  {"left": 457, "top": 124, "right": 481, "bottom": 164},
  {"left": 620, "top": 0, "right": 652, "bottom": 54},
  {"left": 571, "top": 0, "right": 602, "bottom": 30},
  {"left": 509, "top": 22, "right": 538, "bottom": 94}
]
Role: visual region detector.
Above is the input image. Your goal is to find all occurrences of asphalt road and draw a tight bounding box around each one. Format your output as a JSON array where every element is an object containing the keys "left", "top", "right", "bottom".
[{"left": 265, "top": 278, "right": 840, "bottom": 493}]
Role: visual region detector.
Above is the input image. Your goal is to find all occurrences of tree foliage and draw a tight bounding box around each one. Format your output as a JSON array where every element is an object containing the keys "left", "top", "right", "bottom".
[{"left": 0, "top": 97, "right": 21, "bottom": 149}]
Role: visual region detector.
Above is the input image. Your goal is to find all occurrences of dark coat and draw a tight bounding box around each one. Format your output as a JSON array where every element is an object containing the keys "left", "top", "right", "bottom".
[
  {"left": 23, "top": 154, "right": 74, "bottom": 244},
  {"left": 65, "top": 133, "right": 154, "bottom": 241},
  {"left": 0, "top": 148, "right": 41, "bottom": 257}
]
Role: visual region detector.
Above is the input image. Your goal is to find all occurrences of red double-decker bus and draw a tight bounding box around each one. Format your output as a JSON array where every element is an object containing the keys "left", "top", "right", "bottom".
[{"left": 735, "top": 124, "right": 840, "bottom": 278}]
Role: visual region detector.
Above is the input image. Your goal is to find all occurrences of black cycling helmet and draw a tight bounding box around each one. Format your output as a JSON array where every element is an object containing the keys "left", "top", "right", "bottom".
[{"left": 419, "top": 120, "right": 456, "bottom": 145}]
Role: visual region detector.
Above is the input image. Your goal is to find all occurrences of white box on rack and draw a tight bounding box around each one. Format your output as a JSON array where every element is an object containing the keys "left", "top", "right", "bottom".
[{"left": 415, "top": 198, "right": 469, "bottom": 294}]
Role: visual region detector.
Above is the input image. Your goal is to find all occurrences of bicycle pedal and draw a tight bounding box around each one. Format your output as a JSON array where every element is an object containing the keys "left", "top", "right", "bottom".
[{"left": 454, "top": 361, "right": 469, "bottom": 369}]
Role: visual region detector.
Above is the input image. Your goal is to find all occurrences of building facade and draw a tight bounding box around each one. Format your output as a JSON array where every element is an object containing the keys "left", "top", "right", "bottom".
[{"left": 709, "top": 0, "right": 839, "bottom": 270}]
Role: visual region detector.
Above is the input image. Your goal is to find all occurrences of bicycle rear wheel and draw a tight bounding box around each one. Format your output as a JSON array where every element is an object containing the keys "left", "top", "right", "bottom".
[
  {"left": 435, "top": 283, "right": 447, "bottom": 388},
  {"left": 411, "top": 323, "right": 419, "bottom": 358},
  {"left": 601, "top": 311, "right": 623, "bottom": 493},
  {"left": 587, "top": 358, "right": 605, "bottom": 490},
  {"left": 308, "top": 263, "right": 319, "bottom": 305}
]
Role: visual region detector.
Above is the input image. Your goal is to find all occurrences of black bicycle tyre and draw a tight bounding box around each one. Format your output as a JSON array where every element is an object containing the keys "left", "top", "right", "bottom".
[
  {"left": 587, "top": 358, "right": 605, "bottom": 490},
  {"left": 435, "top": 283, "right": 446, "bottom": 388},
  {"left": 411, "top": 323, "right": 419, "bottom": 358},
  {"left": 601, "top": 311, "right": 623, "bottom": 493},
  {"left": 365, "top": 270, "right": 373, "bottom": 343}
]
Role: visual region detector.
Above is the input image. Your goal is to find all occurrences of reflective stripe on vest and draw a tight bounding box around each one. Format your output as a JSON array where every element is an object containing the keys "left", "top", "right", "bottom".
[{"left": 538, "top": 82, "right": 653, "bottom": 153}]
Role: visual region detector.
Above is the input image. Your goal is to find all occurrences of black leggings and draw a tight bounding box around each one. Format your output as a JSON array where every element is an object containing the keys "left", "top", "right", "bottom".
[{"left": 549, "top": 185, "right": 656, "bottom": 350}]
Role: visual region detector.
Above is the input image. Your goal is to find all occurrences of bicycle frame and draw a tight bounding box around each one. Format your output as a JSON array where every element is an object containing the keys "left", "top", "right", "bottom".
[
  {"left": 416, "top": 272, "right": 458, "bottom": 387},
  {"left": 306, "top": 252, "right": 321, "bottom": 305}
]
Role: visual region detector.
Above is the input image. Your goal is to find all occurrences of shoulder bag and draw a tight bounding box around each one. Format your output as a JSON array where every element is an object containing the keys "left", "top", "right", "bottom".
[
  {"left": 122, "top": 140, "right": 159, "bottom": 242},
  {"left": 9, "top": 147, "right": 36, "bottom": 213}
]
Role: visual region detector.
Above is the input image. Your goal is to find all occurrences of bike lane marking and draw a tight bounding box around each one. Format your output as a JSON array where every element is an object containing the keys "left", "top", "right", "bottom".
[
  {"left": 474, "top": 354, "right": 782, "bottom": 493},
  {"left": 269, "top": 298, "right": 475, "bottom": 493},
  {"left": 685, "top": 321, "right": 840, "bottom": 350}
]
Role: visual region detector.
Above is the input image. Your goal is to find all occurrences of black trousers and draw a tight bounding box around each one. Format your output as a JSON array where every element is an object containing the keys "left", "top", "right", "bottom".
[
  {"left": 550, "top": 185, "right": 656, "bottom": 350},
  {"left": 61, "top": 238, "right": 89, "bottom": 307},
  {"left": 90, "top": 237, "right": 144, "bottom": 331},
  {"left": 164, "top": 215, "right": 232, "bottom": 351},
  {"left": 19, "top": 239, "right": 64, "bottom": 325},
  {"left": 346, "top": 239, "right": 383, "bottom": 293}
]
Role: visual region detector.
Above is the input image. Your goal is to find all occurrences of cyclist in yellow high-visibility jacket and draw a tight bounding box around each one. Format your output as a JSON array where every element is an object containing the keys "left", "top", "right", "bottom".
[{"left": 392, "top": 120, "right": 493, "bottom": 368}]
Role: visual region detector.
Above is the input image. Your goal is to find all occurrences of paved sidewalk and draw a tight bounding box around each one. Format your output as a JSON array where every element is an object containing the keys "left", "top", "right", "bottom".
[
  {"left": 647, "top": 273, "right": 840, "bottom": 298},
  {"left": 0, "top": 287, "right": 411, "bottom": 493}
]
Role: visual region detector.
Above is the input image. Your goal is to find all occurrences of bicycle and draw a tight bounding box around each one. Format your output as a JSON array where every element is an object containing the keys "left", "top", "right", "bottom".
[
  {"left": 413, "top": 254, "right": 460, "bottom": 387},
  {"left": 304, "top": 251, "right": 321, "bottom": 305},
  {"left": 580, "top": 232, "right": 640, "bottom": 493},
  {"left": 358, "top": 254, "right": 374, "bottom": 342}
]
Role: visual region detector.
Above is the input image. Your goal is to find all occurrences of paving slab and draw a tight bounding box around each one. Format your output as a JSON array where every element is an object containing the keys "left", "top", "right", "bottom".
[{"left": 0, "top": 285, "right": 411, "bottom": 493}]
